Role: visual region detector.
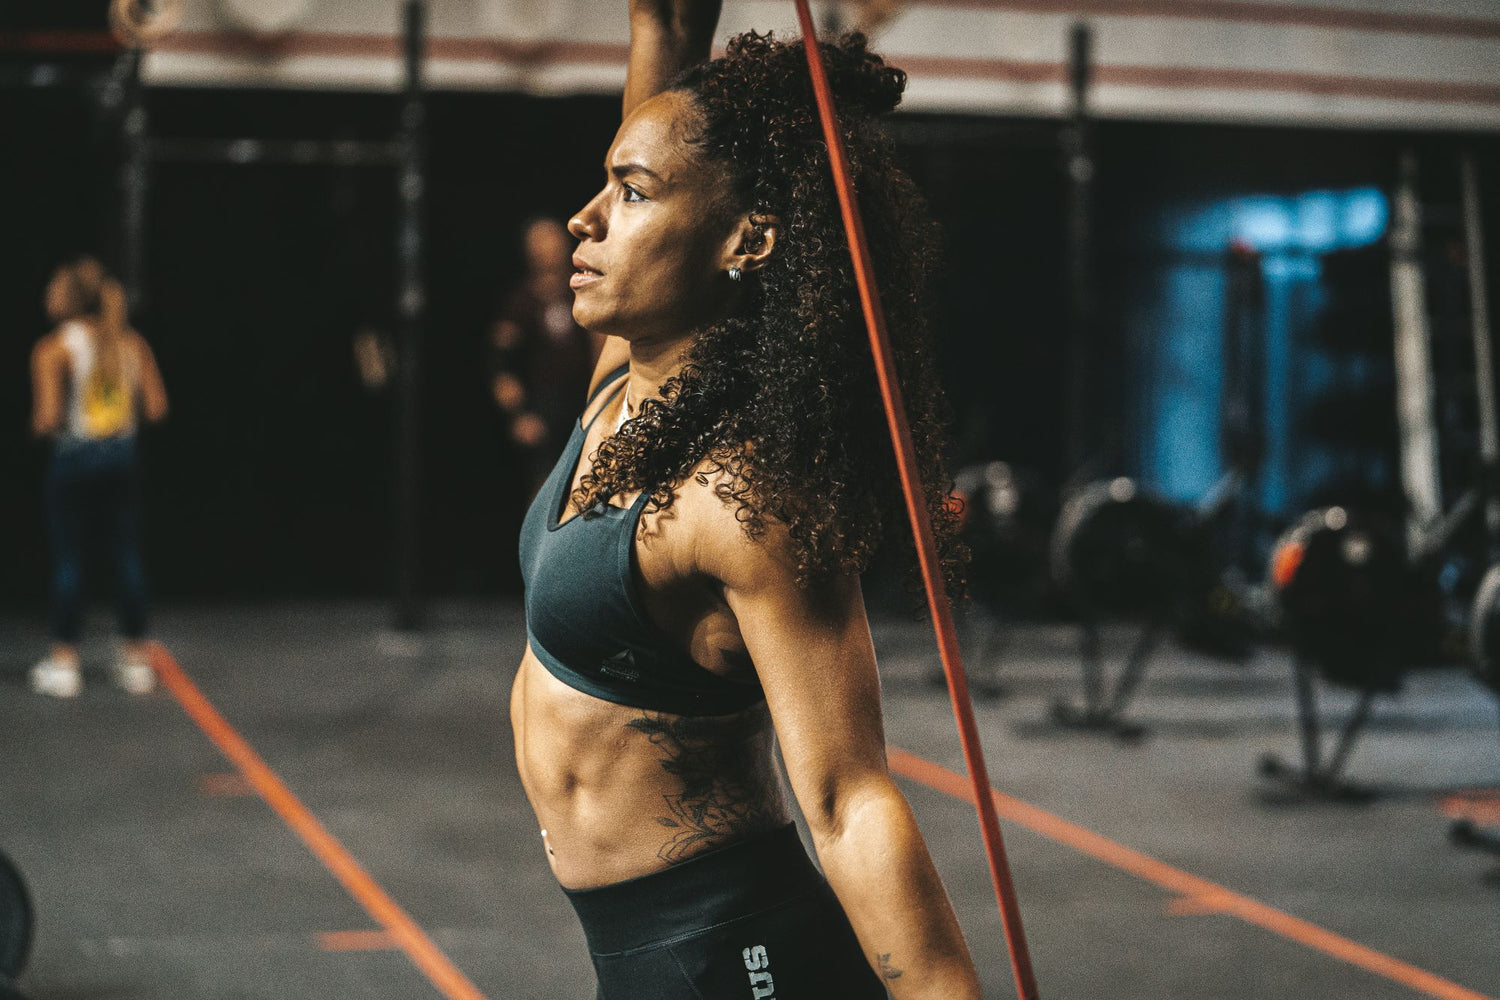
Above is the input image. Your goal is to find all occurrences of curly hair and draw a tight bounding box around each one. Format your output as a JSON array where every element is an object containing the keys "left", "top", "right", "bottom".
[{"left": 573, "top": 30, "right": 964, "bottom": 593}]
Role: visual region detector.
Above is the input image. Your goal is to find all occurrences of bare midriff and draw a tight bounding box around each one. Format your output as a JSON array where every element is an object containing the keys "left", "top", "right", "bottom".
[{"left": 511, "top": 645, "right": 790, "bottom": 890}]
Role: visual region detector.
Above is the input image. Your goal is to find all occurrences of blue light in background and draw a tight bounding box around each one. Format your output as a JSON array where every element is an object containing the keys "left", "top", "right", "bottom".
[
  {"left": 1134, "top": 187, "right": 1388, "bottom": 513},
  {"left": 1226, "top": 188, "right": 1387, "bottom": 254}
]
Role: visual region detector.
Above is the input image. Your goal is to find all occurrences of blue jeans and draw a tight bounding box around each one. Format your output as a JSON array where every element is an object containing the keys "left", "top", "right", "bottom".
[{"left": 46, "top": 437, "right": 148, "bottom": 644}]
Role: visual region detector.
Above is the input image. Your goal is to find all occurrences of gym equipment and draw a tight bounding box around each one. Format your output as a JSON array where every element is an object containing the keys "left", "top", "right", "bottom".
[
  {"left": 1269, "top": 507, "right": 1413, "bottom": 691},
  {"left": 1460, "top": 151, "right": 1500, "bottom": 706},
  {"left": 1263, "top": 151, "right": 1499, "bottom": 802},
  {"left": 1049, "top": 477, "right": 1207, "bottom": 739},
  {"left": 1053, "top": 478, "right": 1196, "bottom": 618},
  {"left": 948, "top": 461, "right": 1055, "bottom": 698},
  {"left": 796, "top": 5, "right": 1039, "bottom": 995},
  {"left": 1260, "top": 507, "right": 1433, "bottom": 798},
  {"left": 957, "top": 461, "right": 1054, "bottom": 608},
  {"left": 105, "top": 1, "right": 429, "bottom": 630},
  {"left": 1050, "top": 220, "right": 1269, "bottom": 735},
  {"left": 1470, "top": 564, "right": 1500, "bottom": 695},
  {"left": 1449, "top": 819, "right": 1500, "bottom": 857},
  {"left": 0, "top": 850, "right": 33, "bottom": 983},
  {"left": 1173, "top": 244, "right": 1270, "bottom": 660},
  {"left": 1460, "top": 564, "right": 1500, "bottom": 860}
]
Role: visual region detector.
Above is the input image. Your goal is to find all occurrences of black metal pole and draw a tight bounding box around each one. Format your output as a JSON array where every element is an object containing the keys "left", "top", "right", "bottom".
[
  {"left": 1221, "top": 245, "right": 1266, "bottom": 568},
  {"left": 1460, "top": 152, "right": 1499, "bottom": 550},
  {"left": 394, "top": 0, "right": 427, "bottom": 631},
  {"left": 1063, "top": 22, "right": 1094, "bottom": 477},
  {"left": 120, "top": 47, "right": 148, "bottom": 310},
  {"left": 1292, "top": 655, "right": 1322, "bottom": 779}
]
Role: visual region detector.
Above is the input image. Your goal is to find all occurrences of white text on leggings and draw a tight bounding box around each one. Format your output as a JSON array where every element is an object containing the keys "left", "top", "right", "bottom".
[{"left": 742, "top": 945, "right": 776, "bottom": 999}]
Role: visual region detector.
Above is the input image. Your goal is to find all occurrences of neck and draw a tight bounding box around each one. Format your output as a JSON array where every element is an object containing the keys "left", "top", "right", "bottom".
[{"left": 625, "top": 333, "right": 693, "bottom": 408}]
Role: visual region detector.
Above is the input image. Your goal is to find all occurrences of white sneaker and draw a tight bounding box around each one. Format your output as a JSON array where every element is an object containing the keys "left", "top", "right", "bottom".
[
  {"left": 112, "top": 652, "right": 156, "bottom": 695},
  {"left": 31, "top": 657, "right": 82, "bottom": 698}
]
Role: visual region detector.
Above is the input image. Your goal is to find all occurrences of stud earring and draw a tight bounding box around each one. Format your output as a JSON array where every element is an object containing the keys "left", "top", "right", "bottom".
[{"left": 728, "top": 265, "right": 743, "bottom": 282}]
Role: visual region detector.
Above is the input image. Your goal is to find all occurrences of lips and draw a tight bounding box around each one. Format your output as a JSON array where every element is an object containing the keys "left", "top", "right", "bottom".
[
  {"left": 567, "top": 256, "right": 603, "bottom": 290},
  {"left": 570, "top": 254, "right": 603, "bottom": 291}
]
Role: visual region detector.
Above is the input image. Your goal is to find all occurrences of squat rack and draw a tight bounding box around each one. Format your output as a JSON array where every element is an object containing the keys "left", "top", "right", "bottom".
[{"left": 109, "top": 1, "right": 430, "bottom": 630}]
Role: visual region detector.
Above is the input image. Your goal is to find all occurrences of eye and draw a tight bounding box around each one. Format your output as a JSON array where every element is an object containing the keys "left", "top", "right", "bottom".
[{"left": 621, "top": 184, "right": 647, "bottom": 204}]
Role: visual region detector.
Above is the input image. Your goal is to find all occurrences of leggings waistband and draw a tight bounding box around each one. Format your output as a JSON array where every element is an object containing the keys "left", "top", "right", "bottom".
[{"left": 561, "top": 824, "right": 824, "bottom": 955}]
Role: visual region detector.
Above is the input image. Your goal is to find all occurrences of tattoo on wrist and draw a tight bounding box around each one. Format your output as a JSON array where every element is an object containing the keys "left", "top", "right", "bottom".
[{"left": 877, "top": 953, "right": 904, "bottom": 981}]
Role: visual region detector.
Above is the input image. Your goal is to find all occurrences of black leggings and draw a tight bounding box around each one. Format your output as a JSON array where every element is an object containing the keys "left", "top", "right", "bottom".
[
  {"left": 563, "top": 825, "right": 887, "bottom": 1000},
  {"left": 47, "top": 437, "right": 147, "bottom": 643}
]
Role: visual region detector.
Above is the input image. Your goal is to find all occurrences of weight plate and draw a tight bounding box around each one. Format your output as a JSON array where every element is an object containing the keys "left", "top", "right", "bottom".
[
  {"left": 1268, "top": 507, "right": 1415, "bottom": 691},
  {"left": 1469, "top": 563, "right": 1500, "bottom": 693},
  {"left": 0, "top": 851, "right": 33, "bottom": 980},
  {"left": 1053, "top": 478, "right": 1199, "bottom": 618}
]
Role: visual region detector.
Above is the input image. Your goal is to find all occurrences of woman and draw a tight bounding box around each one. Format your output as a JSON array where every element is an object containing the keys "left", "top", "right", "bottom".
[
  {"left": 29, "top": 257, "right": 168, "bottom": 698},
  {"left": 512, "top": 3, "right": 981, "bottom": 997}
]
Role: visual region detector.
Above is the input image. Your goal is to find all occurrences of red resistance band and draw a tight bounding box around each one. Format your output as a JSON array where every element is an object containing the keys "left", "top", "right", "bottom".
[{"left": 791, "top": 4, "right": 1041, "bottom": 998}]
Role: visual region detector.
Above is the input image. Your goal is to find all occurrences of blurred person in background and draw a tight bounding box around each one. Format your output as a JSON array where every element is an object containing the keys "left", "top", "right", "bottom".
[
  {"left": 490, "top": 217, "right": 605, "bottom": 498},
  {"left": 28, "top": 257, "right": 168, "bottom": 698}
]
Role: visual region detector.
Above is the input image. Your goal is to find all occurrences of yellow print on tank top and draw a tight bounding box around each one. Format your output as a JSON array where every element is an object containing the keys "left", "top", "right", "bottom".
[{"left": 82, "top": 373, "right": 131, "bottom": 437}]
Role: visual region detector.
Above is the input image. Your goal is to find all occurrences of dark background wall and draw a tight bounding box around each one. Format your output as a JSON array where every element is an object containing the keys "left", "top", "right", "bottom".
[{"left": 3, "top": 64, "right": 1497, "bottom": 609}]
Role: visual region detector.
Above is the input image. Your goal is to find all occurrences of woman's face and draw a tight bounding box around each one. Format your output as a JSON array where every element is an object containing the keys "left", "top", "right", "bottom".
[{"left": 568, "top": 91, "right": 742, "bottom": 342}]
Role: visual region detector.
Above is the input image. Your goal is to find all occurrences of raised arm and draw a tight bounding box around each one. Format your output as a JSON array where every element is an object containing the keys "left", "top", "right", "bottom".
[
  {"left": 583, "top": 3, "right": 720, "bottom": 394},
  {"left": 708, "top": 517, "right": 982, "bottom": 1000},
  {"left": 624, "top": 0, "right": 721, "bottom": 118}
]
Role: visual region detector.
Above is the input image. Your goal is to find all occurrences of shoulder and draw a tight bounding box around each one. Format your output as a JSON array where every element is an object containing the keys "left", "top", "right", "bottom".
[
  {"left": 124, "top": 330, "right": 154, "bottom": 356},
  {"left": 666, "top": 454, "right": 800, "bottom": 595},
  {"left": 31, "top": 330, "right": 66, "bottom": 365}
]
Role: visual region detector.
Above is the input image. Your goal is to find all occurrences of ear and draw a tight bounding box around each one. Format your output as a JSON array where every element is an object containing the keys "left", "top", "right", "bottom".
[{"left": 724, "top": 212, "right": 780, "bottom": 275}]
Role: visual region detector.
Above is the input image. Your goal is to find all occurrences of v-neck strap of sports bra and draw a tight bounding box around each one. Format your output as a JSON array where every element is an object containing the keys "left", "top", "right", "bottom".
[
  {"left": 515, "top": 361, "right": 765, "bottom": 717},
  {"left": 581, "top": 365, "right": 630, "bottom": 430}
]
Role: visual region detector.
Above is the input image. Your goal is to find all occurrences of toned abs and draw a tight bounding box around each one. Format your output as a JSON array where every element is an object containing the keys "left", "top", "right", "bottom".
[{"left": 511, "top": 647, "right": 788, "bottom": 888}]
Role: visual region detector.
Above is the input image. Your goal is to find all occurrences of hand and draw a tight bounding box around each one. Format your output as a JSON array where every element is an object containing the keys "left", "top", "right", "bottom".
[
  {"left": 512, "top": 412, "right": 547, "bottom": 448},
  {"left": 629, "top": 0, "right": 721, "bottom": 27},
  {"left": 625, "top": 0, "right": 721, "bottom": 116},
  {"left": 494, "top": 373, "right": 526, "bottom": 412},
  {"left": 846, "top": 0, "right": 903, "bottom": 34}
]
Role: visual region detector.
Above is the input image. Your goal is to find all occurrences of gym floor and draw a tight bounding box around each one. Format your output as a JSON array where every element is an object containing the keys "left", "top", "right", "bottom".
[{"left": 2, "top": 602, "right": 1496, "bottom": 1000}]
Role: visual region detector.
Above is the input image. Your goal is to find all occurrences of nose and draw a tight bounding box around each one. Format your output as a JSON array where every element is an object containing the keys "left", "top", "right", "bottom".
[{"left": 568, "top": 188, "right": 607, "bottom": 242}]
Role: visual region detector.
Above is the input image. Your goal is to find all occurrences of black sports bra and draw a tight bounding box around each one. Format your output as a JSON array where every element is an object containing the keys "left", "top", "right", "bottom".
[{"left": 517, "top": 366, "right": 765, "bottom": 717}]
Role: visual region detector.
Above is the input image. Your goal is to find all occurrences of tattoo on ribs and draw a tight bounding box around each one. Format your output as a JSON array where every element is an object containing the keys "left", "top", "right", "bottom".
[
  {"left": 877, "top": 953, "right": 905, "bottom": 981},
  {"left": 627, "top": 705, "right": 779, "bottom": 863}
]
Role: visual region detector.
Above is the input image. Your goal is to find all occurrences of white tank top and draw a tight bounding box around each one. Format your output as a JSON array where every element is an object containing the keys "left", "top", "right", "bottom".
[{"left": 59, "top": 320, "right": 138, "bottom": 441}]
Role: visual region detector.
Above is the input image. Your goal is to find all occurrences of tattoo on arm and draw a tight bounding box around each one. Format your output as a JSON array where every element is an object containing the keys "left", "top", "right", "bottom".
[
  {"left": 627, "top": 704, "right": 780, "bottom": 863},
  {"left": 877, "top": 953, "right": 904, "bottom": 981}
]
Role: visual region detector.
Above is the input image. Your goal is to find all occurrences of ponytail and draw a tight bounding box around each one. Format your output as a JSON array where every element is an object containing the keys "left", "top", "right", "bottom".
[{"left": 59, "top": 257, "right": 131, "bottom": 391}]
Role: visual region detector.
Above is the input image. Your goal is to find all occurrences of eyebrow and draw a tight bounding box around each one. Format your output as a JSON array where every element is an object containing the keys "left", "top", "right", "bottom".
[{"left": 610, "top": 162, "right": 663, "bottom": 183}]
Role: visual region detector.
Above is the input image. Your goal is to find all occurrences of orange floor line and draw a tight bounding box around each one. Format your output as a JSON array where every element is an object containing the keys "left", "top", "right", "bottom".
[
  {"left": 319, "top": 929, "right": 401, "bottom": 952},
  {"left": 887, "top": 745, "right": 1496, "bottom": 1000},
  {"left": 149, "top": 642, "right": 489, "bottom": 1000}
]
